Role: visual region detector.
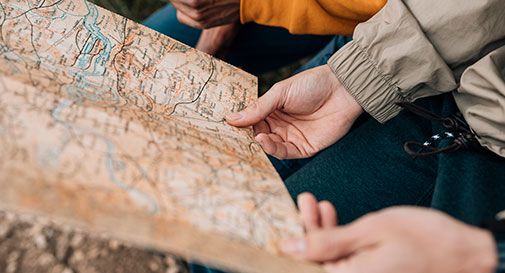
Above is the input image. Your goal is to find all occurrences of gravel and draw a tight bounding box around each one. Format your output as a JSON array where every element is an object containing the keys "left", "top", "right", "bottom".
[{"left": 0, "top": 211, "right": 186, "bottom": 273}]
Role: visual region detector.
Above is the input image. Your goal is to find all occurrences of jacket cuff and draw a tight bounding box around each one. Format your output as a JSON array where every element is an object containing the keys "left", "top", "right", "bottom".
[
  {"left": 240, "top": 0, "right": 292, "bottom": 25},
  {"left": 327, "top": 41, "right": 404, "bottom": 123}
]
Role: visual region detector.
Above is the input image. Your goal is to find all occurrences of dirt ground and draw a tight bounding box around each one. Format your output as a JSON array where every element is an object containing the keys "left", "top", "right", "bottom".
[{"left": 0, "top": 211, "right": 186, "bottom": 273}]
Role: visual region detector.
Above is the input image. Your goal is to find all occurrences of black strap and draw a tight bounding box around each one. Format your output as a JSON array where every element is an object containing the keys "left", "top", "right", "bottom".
[{"left": 396, "top": 101, "right": 478, "bottom": 158}]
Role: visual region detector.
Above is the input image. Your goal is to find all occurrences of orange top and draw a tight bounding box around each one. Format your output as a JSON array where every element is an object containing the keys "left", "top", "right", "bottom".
[{"left": 240, "top": 0, "right": 386, "bottom": 35}]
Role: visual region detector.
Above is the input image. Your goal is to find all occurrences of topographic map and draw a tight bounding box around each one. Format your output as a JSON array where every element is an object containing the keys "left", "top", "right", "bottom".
[{"left": 0, "top": 1, "right": 314, "bottom": 272}]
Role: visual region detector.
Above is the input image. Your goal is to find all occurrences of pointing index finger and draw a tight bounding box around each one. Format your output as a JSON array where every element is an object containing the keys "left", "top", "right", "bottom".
[{"left": 225, "top": 83, "right": 286, "bottom": 127}]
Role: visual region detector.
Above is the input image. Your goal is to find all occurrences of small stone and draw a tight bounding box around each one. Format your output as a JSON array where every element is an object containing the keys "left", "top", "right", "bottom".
[
  {"left": 0, "top": 221, "right": 11, "bottom": 239},
  {"left": 37, "top": 253, "right": 55, "bottom": 266},
  {"left": 49, "top": 264, "right": 66, "bottom": 273},
  {"left": 70, "top": 233, "right": 84, "bottom": 247},
  {"left": 87, "top": 247, "right": 100, "bottom": 259},
  {"left": 6, "top": 251, "right": 20, "bottom": 273},
  {"left": 55, "top": 234, "right": 70, "bottom": 260},
  {"left": 6, "top": 262, "right": 16, "bottom": 273},
  {"left": 149, "top": 260, "right": 160, "bottom": 271},
  {"left": 164, "top": 256, "right": 182, "bottom": 273},
  {"left": 70, "top": 250, "right": 85, "bottom": 263},
  {"left": 99, "top": 248, "right": 109, "bottom": 257},
  {"left": 43, "top": 227, "right": 55, "bottom": 237},
  {"left": 108, "top": 239, "right": 120, "bottom": 250},
  {"left": 60, "top": 225, "right": 72, "bottom": 233},
  {"left": 5, "top": 211, "right": 16, "bottom": 221},
  {"left": 61, "top": 267, "right": 74, "bottom": 273},
  {"left": 165, "top": 267, "right": 180, "bottom": 273},
  {"left": 33, "top": 233, "right": 47, "bottom": 249},
  {"left": 164, "top": 256, "right": 177, "bottom": 267},
  {"left": 7, "top": 251, "right": 20, "bottom": 262}
]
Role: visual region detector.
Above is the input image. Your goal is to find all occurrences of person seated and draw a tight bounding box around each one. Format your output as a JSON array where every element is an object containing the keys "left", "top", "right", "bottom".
[
  {"left": 143, "top": 0, "right": 385, "bottom": 74},
  {"left": 153, "top": 0, "right": 505, "bottom": 272},
  {"left": 223, "top": 0, "right": 505, "bottom": 272}
]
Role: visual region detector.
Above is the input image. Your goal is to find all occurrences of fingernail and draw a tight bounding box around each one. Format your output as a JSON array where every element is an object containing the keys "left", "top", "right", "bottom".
[
  {"left": 225, "top": 112, "right": 243, "bottom": 121},
  {"left": 280, "top": 238, "right": 306, "bottom": 254}
]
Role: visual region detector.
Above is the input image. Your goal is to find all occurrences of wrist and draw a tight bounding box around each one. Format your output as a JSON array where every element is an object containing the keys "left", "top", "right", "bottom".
[
  {"left": 327, "top": 41, "right": 402, "bottom": 123},
  {"left": 331, "top": 71, "right": 364, "bottom": 123}
]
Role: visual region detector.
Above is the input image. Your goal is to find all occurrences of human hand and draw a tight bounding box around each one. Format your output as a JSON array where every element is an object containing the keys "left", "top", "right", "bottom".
[
  {"left": 170, "top": 0, "right": 240, "bottom": 29},
  {"left": 196, "top": 23, "right": 239, "bottom": 58},
  {"left": 281, "top": 193, "right": 498, "bottom": 273},
  {"left": 225, "top": 65, "right": 363, "bottom": 159}
]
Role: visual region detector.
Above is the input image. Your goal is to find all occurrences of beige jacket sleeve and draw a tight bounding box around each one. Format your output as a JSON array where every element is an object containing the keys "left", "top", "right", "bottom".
[
  {"left": 455, "top": 46, "right": 505, "bottom": 157},
  {"left": 327, "top": 0, "right": 505, "bottom": 156}
]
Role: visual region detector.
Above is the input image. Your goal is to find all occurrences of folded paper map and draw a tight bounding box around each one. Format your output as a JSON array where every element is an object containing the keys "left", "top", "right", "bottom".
[{"left": 0, "top": 1, "right": 324, "bottom": 272}]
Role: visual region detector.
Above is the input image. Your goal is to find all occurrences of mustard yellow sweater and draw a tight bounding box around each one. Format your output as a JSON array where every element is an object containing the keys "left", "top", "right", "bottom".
[{"left": 240, "top": 0, "right": 386, "bottom": 35}]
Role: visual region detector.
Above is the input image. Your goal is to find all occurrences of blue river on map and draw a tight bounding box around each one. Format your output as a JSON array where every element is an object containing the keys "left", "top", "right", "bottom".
[{"left": 39, "top": 0, "right": 160, "bottom": 214}]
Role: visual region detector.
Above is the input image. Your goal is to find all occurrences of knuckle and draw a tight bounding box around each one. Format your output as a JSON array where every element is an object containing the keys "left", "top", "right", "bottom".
[
  {"left": 355, "top": 212, "right": 386, "bottom": 230},
  {"left": 191, "top": 11, "right": 204, "bottom": 21},
  {"left": 271, "top": 82, "right": 285, "bottom": 92},
  {"left": 246, "top": 100, "right": 259, "bottom": 112},
  {"left": 176, "top": 12, "right": 189, "bottom": 24},
  {"left": 269, "top": 82, "right": 287, "bottom": 106},
  {"left": 186, "top": 0, "right": 200, "bottom": 8}
]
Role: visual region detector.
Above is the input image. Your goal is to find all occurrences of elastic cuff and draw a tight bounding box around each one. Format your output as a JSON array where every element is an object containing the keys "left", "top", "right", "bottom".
[{"left": 327, "top": 41, "right": 404, "bottom": 123}]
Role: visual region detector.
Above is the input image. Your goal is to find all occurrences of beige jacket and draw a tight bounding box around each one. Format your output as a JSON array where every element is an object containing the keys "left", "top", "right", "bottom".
[{"left": 327, "top": 0, "right": 505, "bottom": 157}]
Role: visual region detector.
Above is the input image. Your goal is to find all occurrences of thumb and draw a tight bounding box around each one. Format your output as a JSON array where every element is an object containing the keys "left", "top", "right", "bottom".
[
  {"left": 281, "top": 222, "right": 371, "bottom": 262},
  {"left": 225, "top": 83, "right": 286, "bottom": 127}
]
